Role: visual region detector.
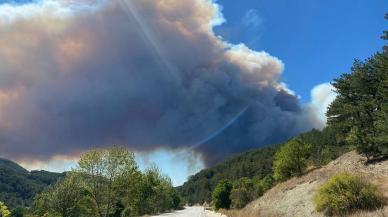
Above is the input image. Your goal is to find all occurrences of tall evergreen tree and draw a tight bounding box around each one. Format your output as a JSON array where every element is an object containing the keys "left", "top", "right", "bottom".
[
  {"left": 327, "top": 16, "right": 388, "bottom": 159},
  {"left": 382, "top": 14, "right": 388, "bottom": 51},
  {"left": 375, "top": 52, "right": 388, "bottom": 155}
]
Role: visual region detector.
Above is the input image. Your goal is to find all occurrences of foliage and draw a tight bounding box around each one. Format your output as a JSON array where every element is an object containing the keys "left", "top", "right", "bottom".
[
  {"left": 76, "top": 146, "right": 139, "bottom": 217},
  {"left": 230, "top": 176, "right": 273, "bottom": 209},
  {"left": 327, "top": 18, "right": 388, "bottom": 160},
  {"left": 212, "top": 180, "right": 232, "bottom": 210},
  {"left": 177, "top": 145, "right": 278, "bottom": 204},
  {"left": 31, "top": 147, "right": 181, "bottom": 217},
  {"left": 297, "top": 127, "right": 351, "bottom": 166},
  {"left": 134, "top": 166, "right": 181, "bottom": 215},
  {"left": 178, "top": 127, "right": 346, "bottom": 205},
  {"left": 0, "top": 201, "right": 11, "bottom": 217},
  {"left": 230, "top": 178, "right": 255, "bottom": 209},
  {"left": 314, "top": 173, "right": 384, "bottom": 216},
  {"left": 0, "top": 159, "right": 64, "bottom": 209},
  {"left": 327, "top": 51, "right": 388, "bottom": 159},
  {"left": 382, "top": 14, "right": 388, "bottom": 51},
  {"left": 10, "top": 207, "right": 26, "bottom": 217},
  {"left": 32, "top": 172, "right": 96, "bottom": 217},
  {"left": 273, "top": 139, "right": 312, "bottom": 181}
]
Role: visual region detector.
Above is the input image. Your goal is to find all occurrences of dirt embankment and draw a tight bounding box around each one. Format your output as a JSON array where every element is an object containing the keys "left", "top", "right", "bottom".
[{"left": 222, "top": 151, "right": 388, "bottom": 217}]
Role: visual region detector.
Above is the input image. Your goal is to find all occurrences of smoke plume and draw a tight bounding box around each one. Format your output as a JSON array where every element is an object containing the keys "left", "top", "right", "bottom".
[{"left": 0, "top": 0, "right": 319, "bottom": 165}]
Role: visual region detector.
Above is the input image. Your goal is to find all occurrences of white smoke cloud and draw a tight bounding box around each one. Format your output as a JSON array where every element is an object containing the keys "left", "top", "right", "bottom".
[
  {"left": 0, "top": 0, "right": 317, "bottom": 166},
  {"left": 306, "top": 83, "right": 337, "bottom": 129}
]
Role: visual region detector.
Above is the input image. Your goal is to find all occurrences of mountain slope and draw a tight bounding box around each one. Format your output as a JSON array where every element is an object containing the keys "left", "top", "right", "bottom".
[
  {"left": 177, "top": 128, "right": 345, "bottom": 204},
  {"left": 177, "top": 145, "right": 279, "bottom": 204},
  {"left": 0, "top": 158, "right": 64, "bottom": 208},
  {"left": 224, "top": 151, "right": 388, "bottom": 217}
]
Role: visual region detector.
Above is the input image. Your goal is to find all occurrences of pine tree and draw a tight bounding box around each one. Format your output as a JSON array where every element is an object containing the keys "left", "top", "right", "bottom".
[
  {"left": 375, "top": 51, "right": 388, "bottom": 155},
  {"left": 327, "top": 52, "right": 388, "bottom": 159},
  {"left": 382, "top": 14, "right": 388, "bottom": 51}
]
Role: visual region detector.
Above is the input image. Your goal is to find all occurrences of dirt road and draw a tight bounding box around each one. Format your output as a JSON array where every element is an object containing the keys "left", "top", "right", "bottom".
[{"left": 151, "top": 206, "right": 226, "bottom": 217}]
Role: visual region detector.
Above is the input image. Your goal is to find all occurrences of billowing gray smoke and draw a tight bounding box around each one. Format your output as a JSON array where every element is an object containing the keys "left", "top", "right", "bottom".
[{"left": 0, "top": 0, "right": 316, "bottom": 165}]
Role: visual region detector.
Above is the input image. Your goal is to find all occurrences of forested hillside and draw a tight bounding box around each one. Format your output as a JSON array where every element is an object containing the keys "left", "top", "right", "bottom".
[
  {"left": 177, "top": 145, "right": 278, "bottom": 204},
  {"left": 0, "top": 158, "right": 64, "bottom": 208},
  {"left": 177, "top": 127, "right": 349, "bottom": 204}
]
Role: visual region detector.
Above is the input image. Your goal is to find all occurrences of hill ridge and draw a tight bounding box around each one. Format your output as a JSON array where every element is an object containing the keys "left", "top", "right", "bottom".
[{"left": 0, "top": 158, "right": 64, "bottom": 208}]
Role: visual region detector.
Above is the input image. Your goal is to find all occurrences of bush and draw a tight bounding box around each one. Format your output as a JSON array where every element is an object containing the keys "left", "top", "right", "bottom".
[
  {"left": 230, "top": 178, "right": 254, "bottom": 209},
  {"left": 273, "top": 139, "right": 312, "bottom": 181},
  {"left": 230, "top": 176, "right": 274, "bottom": 209},
  {"left": 0, "top": 202, "right": 11, "bottom": 217},
  {"left": 10, "top": 207, "right": 26, "bottom": 217},
  {"left": 314, "top": 173, "right": 384, "bottom": 216},
  {"left": 212, "top": 180, "right": 232, "bottom": 210}
]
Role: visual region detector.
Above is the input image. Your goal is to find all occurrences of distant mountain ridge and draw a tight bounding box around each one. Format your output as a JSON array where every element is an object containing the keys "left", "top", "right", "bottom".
[{"left": 0, "top": 158, "right": 64, "bottom": 208}]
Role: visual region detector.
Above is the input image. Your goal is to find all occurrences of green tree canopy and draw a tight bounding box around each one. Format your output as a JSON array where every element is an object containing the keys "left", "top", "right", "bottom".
[
  {"left": 212, "top": 180, "right": 232, "bottom": 210},
  {"left": 77, "top": 146, "right": 139, "bottom": 217},
  {"left": 273, "top": 139, "right": 312, "bottom": 181},
  {"left": 31, "top": 147, "right": 181, "bottom": 217},
  {"left": 33, "top": 172, "right": 96, "bottom": 217},
  {"left": 327, "top": 52, "right": 388, "bottom": 159},
  {"left": 327, "top": 14, "right": 388, "bottom": 159}
]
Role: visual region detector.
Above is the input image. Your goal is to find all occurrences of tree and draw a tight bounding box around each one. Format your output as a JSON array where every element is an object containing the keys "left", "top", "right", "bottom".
[
  {"left": 30, "top": 147, "right": 181, "bottom": 217},
  {"left": 230, "top": 178, "right": 255, "bottom": 209},
  {"left": 273, "top": 139, "right": 312, "bottom": 181},
  {"left": 327, "top": 52, "right": 388, "bottom": 160},
  {"left": 212, "top": 180, "right": 232, "bottom": 210},
  {"left": 327, "top": 15, "right": 388, "bottom": 160},
  {"left": 33, "top": 172, "right": 95, "bottom": 217},
  {"left": 76, "top": 146, "right": 139, "bottom": 217},
  {"left": 10, "top": 207, "right": 25, "bottom": 217},
  {"left": 0, "top": 202, "right": 11, "bottom": 217},
  {"left": 375, "top": 51, "right": 388, "bottom": 155},
  {"left": 382, "top": 14, "right": 388, "bottom": 51},
  {"left": 134, "top": 166, "right": 179, "bottom": 215}
]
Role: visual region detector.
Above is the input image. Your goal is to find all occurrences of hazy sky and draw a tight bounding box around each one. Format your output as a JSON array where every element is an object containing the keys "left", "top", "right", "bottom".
[{"left": 0, "top": 0, "right": 386, "bottom": 186}]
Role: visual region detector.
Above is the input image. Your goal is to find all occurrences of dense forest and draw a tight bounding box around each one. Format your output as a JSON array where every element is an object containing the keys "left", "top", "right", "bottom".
[{"left": 0, "top": 159, "right": 64, "bottom": 209}]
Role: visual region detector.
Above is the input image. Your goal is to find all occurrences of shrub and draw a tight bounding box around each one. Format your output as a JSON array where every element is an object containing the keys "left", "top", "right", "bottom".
[
  {"left": 230, "top": 176, "right": 274, "bottom": 209},
  {"left": 212, "top": 180, "right": 232, "bottom": 210},
  {"left": 314, "top": 173, "right": 384, "bottom": 216},
  {"left": 10, "top": 207, "right": 26, "bottom": 217},
  {"left": 230, "top": 178, "right": 254, "bottom": 209},
  {"left": 0, "top": 202, "right": 11, "bottom": 217},
  {"left": 273, "top": 139, "right": 312, "bottom": 181}
]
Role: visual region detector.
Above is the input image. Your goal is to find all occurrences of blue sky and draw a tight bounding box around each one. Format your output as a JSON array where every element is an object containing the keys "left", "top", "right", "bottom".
[{"left": 215, "top": 0, "right": 387, "bottom": 103}]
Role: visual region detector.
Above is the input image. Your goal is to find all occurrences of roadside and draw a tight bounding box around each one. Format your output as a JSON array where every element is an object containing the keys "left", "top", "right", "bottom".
[{"left": 151, "top": 206, "right": 227, "bottom": 217}]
